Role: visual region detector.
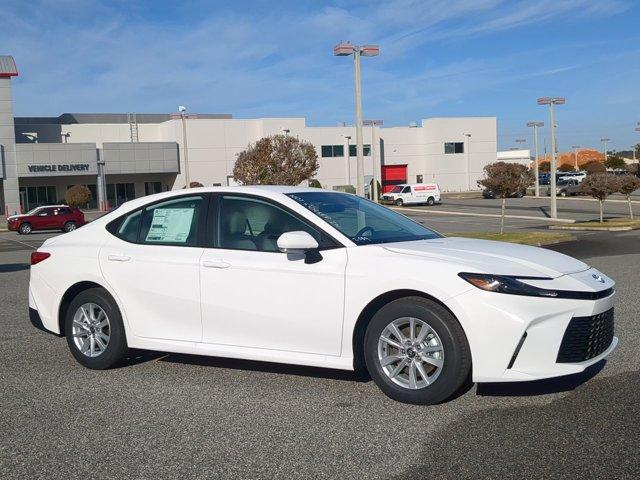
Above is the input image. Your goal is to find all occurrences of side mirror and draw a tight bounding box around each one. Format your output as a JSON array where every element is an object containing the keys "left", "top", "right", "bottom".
[{"left": 277, "top": 231, "right": 319, "bottom": 253}]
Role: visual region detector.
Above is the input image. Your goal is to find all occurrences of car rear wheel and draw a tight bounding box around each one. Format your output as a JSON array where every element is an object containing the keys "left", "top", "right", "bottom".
[
  {"left": 65, "top": 288, "right": 128, "bottom": 369},
  {"left": 395, "top": 199, "right": 404, "bottom": 206},
  {"left": 63, "top": 221, "right": 77, "bottom": 233},
  {"left": 426, "top": 196, "right": 435, "bottom": 206},
  {"left": 364, "top": 297, "right": 471, "bottom": 405},
  {"left": 19, "top": 223, "right": 32, "bottom": 235}
]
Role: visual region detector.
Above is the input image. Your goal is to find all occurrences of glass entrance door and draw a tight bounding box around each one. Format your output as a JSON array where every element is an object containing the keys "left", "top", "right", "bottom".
[{"left": 106, "top": 183, "right": 135, "bottom": 208}]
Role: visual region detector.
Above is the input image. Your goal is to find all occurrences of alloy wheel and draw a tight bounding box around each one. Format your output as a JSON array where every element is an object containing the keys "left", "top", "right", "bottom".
[
  {"left": 71, "top": 303, "right": 111, "bottom": 358},
  {"left": 377, "top": 317, "right": 444, "bottom": 389}
]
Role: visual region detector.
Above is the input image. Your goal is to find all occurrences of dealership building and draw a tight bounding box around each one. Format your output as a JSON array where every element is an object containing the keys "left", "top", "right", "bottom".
[{"left": 1, "top": 55, "right": 499, "bottom": 215}]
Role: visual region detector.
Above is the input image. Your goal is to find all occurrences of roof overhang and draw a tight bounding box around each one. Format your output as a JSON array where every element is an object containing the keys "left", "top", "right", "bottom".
[{"left": 0, "top": 56, "right": 18, "bottom": 77}]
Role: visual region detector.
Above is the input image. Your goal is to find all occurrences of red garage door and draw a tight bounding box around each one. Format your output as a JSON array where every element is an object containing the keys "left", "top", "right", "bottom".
[{"left": 381, "top": 164, "right": 408, "bottom": 193}]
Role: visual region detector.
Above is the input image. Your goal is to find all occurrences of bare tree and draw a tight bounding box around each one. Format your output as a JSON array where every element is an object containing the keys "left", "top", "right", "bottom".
[
  {"left": 584, "top": 161, "right": 606, "bottom": 174},
  {"left": 618, "top": 175, "right": 640, "bottom": 219},
  {"left": 477, "top": 162, "right": 535, "bottom": 234},
  {"left": 183, "top": 181, "right": 204, "bottom": 189},
  {"left": 233, "top": 135, "right": 319, "bottom": 185},
  {"left": 580, "top": 173, "right": 621, "bottom": 223}
]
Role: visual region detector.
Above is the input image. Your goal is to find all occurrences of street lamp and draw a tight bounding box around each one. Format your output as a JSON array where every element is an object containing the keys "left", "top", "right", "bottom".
[
  {"left": 537, "top": 97, "right": 565, "bottom": 219},
  {"left": 571, "top": 145, "right": 581, "bottom": 171},
  {"left": 343, "top": 135, "right": 351, "bottom": 185},
  {"left": 178, "top": 105, "right": 191, "bottom": 188},
  {"left": 364, "top": 119, "right": 383, "bottom": 202},
  {"left": 601, "top": 138, "right": 611, "bottom": 165},
  {"left": 526, "top": 121, "right": 544, "bottom": 197},
  {"left": 334, "top": 42, "right": 380, "bottom": 197},
  {"left": 464, "top": 133, "right": 472, "bottom": 190}
]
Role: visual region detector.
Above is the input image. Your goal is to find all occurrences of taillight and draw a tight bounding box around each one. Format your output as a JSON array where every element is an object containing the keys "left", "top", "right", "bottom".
[{"left": 31, "top": 251, "right": 51, "bottom": 265}]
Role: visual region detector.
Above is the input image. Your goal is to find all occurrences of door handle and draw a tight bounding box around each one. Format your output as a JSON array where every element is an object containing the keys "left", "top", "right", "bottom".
[
  {"left": 108, "top": 254, "right": 131, "bottom": 262},
  {"left": 202, "top": 260, "right": 231, "bottom": 269}
]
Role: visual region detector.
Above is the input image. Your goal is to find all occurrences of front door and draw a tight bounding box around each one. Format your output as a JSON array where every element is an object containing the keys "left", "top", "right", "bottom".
[
  {"left": 99, "top": 194, "right": 207, "bottom": 342},
  {"left": 200, "top": 194, "right": 347, "bottom": 356}
]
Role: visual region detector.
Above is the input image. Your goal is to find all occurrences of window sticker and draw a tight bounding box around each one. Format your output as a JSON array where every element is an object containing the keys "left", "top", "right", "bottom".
[{"left": 145, "top": 208, "right": 194, "bottom": 243}]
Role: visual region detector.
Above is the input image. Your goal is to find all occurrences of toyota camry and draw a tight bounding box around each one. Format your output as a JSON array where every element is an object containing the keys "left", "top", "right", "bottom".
[{"left": 28, "top": 187, "right": 617, "bottom": 404}]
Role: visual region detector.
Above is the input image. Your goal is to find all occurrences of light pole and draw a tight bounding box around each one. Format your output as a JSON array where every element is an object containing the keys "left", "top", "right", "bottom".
[
  {"left": 537, "top": 97, "right": 565, "bottom": 219},
  {"left": 571, "top": 145, "right": 581, "bottom": 170},
  {"left": 334, "top": 43, "right": 380, "bottom": 197},
  {"left": 343, "top": 135, "right": 351, "bottom": 185},
  {"left": 526, "top": 121, "right": 544, "bottom": 197},
  {"left": 178, "top": 105, "right": 191, "bottom": 188},
  {"left": 364, "top": 119, "right": 383, "bottom": 202},
  {"left": 464, "top": 133, "right": 471, "bottom": 190},
  {"left": 601, "top": 138, "right": 611, "bottom": 166}
]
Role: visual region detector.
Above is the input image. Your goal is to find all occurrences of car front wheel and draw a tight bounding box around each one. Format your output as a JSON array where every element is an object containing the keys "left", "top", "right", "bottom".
[
  {"left": 395, "top": 199, "right": 404, "bottom": 206},
  {"left": 65, "top": 288, "right": 128, "bottom": 369},
  {"left": 364, "top": 297, "right": 471, "bottom": 405},
  {"left": 19, "top": 223, "right": 32, "bottom": 235}
]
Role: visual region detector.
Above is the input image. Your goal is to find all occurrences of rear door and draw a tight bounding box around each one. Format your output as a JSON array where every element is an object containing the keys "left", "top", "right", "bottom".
[{"left": 99, "top": 194, "right": 207, "bottom": 342}]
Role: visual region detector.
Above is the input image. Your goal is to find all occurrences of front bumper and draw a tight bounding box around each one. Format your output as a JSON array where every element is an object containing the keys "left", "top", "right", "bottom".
[
  {"left": 7, "top": 221, "right": 19, "bottom": 231},
  {"left": 447, "top": 281, "right": 617, "bottom": 382}
]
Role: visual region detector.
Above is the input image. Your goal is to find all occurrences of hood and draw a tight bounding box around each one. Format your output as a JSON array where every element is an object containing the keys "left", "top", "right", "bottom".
[
  {"left": 7, "top": 214, "right": 28, "bottom": 220},
  {"left": 383, "top": 237, "right": 588, "bottom": 279}
]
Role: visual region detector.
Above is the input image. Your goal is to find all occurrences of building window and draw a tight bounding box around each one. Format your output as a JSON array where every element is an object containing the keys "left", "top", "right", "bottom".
[
  {"left": 321, "top": 144, "right": 370, "bottom": 157},
  {"left": 19, "top": 185, "right": 57, "bottom": 212},
  {"left": 107, "top": 183, "right": 135, "bottom": 208},
  {"left": 145, "top": 181, "right": 162, "bottom": 196},
  {"left": 416, "top": 175, "right": 423, "bottom": 183},
  {"left": 321, "top": 146, "right": 334, "bottom": 157},
  {"left": 444, "top": 142, "right": 464, "bottom": 154}
]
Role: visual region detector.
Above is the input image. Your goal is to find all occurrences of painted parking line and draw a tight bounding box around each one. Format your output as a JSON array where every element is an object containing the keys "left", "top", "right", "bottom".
[
  {"left": 0, "top": 235, "right": 39, "bottom": 250},
  {"left": 391, "top": 207, "right": 576, "bottom": 223}
]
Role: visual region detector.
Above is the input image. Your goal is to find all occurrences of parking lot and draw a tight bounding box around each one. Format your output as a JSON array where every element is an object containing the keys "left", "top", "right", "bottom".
[{"left": 1, "top": 197, "right": 639, "bottom": 479}]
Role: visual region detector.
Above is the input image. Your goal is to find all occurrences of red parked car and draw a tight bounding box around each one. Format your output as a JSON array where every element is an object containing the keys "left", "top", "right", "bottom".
[{"left": 7, "top": 205, "right": 85, "bottom": 234}]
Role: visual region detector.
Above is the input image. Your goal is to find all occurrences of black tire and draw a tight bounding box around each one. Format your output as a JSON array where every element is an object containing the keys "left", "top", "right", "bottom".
[
  {"left": 65, "top": 288, "right": 128, "bottom": 369},
  {"left": 63, "top": 221, "right": 77, "bottom": 233},
  {"left": 426, "top": 196, "right": 435, "bottom": 206},
  {"left": 19, "top": 222, "right": 32, "bottom": 235},
  {"left": 364, "top": 297, "right": 471, "bottom": 405},
  {"left": 395, "top": 199, "right": 404, "bottom": 206}
]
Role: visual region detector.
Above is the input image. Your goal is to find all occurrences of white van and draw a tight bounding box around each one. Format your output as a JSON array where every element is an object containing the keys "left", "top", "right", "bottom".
[{"left": 381, "top": 183, "right": 441, "bottom": 206}]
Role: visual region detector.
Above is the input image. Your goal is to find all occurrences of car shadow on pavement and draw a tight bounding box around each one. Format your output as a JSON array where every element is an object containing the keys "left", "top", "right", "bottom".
[
  {"left": 0, "top": 263, "right": 30, "bottom": 273},
  {"left": 476, "top": 360, "right": 605, "bottom": 397},
  {"left": 158, "top": 352, "right": 371, "bottom": 382}
]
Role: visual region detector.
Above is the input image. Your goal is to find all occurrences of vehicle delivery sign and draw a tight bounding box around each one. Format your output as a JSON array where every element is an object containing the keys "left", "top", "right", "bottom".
[{"left": 145, "top": 208, "right": 194, "bottom": 243}]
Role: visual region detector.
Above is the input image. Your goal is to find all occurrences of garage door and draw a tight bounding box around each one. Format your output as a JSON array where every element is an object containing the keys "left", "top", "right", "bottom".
[{"left": 381, "top": 165, "right": 407, "bottom": 193}]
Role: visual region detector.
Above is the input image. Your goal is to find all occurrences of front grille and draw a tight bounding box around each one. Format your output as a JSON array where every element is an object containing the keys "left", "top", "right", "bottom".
[{"left": 556, "top": 308, "right": 614, "bottom": 363}]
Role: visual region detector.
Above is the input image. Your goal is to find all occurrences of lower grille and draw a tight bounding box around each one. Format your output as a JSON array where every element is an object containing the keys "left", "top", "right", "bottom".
[{"left": 556, "top": 308, "right": 614, "bottom": 363}]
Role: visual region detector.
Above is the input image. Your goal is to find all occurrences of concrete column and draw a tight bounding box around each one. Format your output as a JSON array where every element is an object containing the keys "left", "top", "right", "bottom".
[{"left": 0, "top": 76, "right": 19, "bottom": 215}]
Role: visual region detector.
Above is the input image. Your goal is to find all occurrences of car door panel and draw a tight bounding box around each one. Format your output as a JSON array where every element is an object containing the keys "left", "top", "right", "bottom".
[
  {"left": 200, "top": 248, "right": 347, "bottom": 355},
  {"left": 199, "top": 194, "right": 347, "bottom": 356}
]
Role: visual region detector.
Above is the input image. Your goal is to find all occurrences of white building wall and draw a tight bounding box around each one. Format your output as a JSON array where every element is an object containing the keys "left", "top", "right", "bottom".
[{"left": 49, "top": 116, "right": 498, "bottom": 193}]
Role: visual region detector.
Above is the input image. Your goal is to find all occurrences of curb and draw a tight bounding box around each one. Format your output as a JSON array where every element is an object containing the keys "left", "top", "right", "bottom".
[
  {"left": 393, "top": 207, "right": 576, "bottom": 223},
  {"left": 549, "top": 225, "right": 635, "bottom": 232}
]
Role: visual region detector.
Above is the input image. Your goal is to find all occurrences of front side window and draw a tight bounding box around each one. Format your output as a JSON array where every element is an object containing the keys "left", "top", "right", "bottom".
[
  {"left": 402, "top": 186, "right": 411, "bottom": 193},
  {"left": 444, "top": 142, "right": 464, "bottom": 154},
  {"left": 217, "top": 195, "right": 334, "bottom": 252},
  {"left": 288, "top": 192, "right": 441, "bottom": 245}
]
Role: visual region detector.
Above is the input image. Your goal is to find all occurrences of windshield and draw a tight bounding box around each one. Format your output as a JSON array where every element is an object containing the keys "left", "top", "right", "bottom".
[
  {"left": 287, "top": 192, "right": 441, "bottom": 245},
  {"left": 26, "top": 207, "right": 42, "bottom": 215},
  {"left": 389, "top": 186, "right": 404, "bottom": 193}
]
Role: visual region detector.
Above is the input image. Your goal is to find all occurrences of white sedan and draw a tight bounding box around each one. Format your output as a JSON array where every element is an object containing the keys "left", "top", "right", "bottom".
[{"left": 28, "top": 186, "right": 617, "bottom": 404}]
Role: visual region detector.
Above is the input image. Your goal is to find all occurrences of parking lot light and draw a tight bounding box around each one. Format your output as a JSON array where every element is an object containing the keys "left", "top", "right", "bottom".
[
  {"left": 572, "top": 146, "right": 581, "bottom": 171},
  {"left": 537, "top": 97, "right": 565, "bottom": 218},
  {"left": 601, "top": 138, "right": 611, "bottom": 164},
  {"left": 334, "top": 43, "right": 379, "bottom": 197},
  {"left": 526, "top": 122, "right": 544, "bottom": 197}
]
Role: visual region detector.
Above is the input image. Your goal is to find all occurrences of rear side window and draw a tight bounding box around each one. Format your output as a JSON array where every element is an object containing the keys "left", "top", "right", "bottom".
[
  {"left": 108, "top": 195, "right": 205, "bottom": 246},
  {"left": 139, "top": 196, "right": 204, "bottom": 246}
]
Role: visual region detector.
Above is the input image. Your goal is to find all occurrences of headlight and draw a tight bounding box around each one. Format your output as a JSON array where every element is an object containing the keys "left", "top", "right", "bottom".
[{"left": 458, "top": 272, "right": 559, "bottom": 298}]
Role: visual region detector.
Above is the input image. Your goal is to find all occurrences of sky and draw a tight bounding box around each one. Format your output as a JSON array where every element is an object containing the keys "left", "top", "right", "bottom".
[{"left": 2, "top": 0, "right": 640, "bottom": 152}]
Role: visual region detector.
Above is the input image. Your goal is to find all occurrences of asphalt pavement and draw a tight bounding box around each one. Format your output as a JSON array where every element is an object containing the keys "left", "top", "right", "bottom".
[{"left": 1, "top": 219, "right": 639, "bottom": 479}]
